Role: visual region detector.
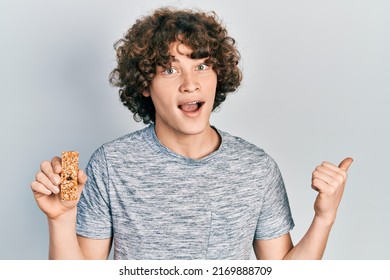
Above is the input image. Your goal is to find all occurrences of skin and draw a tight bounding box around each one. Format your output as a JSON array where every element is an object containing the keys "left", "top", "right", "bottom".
[
  {"left": 30, "top": 41, "right": 353, "bottom": 260},
  {"left": 143, "top": 41, "right": 220, "bottom": 159}
]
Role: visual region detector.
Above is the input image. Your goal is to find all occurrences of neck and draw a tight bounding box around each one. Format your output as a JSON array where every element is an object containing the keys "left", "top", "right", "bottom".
[{"left": 154, "top": 123, "right": 221, "bottom": 160}]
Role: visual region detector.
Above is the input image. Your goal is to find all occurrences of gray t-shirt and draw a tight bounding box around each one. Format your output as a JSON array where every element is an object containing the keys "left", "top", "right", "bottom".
[{"left": 76, "top": 125, "right": 294, "bottom": 259}]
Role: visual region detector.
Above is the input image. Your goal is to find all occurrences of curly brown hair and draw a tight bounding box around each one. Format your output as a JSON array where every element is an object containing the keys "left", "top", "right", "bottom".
[{"left": 109, "top": 7, "right": 242, "bottom": 124}]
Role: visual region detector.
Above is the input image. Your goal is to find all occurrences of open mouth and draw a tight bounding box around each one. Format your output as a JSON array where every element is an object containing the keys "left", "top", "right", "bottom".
[{"left": 178, "top": 101, "right": 205, "bottom": 113}]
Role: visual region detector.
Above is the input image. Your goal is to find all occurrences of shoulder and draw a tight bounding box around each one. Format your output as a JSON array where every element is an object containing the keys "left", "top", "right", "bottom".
[
  {"left": 102, "top": 125, "right": 151, "bottom": 150},
  {"left": 218, "top": 128, "right": 269, "bottom": 162},
  {"left": 98, "top": 125, "right": 153, "bottom": 157},
  {"left": 218, "top": 130, "right": 279, "bottom": 175},
  {"left": 88, "top": 125, "right": 152, "bottom": 165},
  {"left": 215, "top": 128, "right": 282, "bottom": 177},
  {"left": 215, "top": 128, "right": 284, "bottom": 185}
]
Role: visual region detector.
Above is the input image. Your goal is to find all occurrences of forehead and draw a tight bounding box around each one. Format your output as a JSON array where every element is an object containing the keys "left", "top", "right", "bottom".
[{"left": 169, "top": 41, "right": 193, "bottom": 57}]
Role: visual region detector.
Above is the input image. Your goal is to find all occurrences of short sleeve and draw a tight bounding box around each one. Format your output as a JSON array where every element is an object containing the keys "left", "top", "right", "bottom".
[
  {"left": 76, "top": 146, "right": 112, "bottom": 239},
  {"left": 254, "top": 155, "right": 294, "bottom": 240}
]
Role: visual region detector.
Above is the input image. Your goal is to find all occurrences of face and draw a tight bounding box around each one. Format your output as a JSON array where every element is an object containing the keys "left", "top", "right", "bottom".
[{"left": 144, "top": 41, "right": 218, "bottom": 138}]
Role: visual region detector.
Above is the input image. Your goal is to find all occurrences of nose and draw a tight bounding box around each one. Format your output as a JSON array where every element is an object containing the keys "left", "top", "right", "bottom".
[{"left": 179, "top": 72, "right": 200, "bottom": 93}]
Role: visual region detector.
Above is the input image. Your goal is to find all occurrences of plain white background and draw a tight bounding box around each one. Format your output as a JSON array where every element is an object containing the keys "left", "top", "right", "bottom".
[{"left": 0, "top": 0, "right": 389, "bottom": 259}]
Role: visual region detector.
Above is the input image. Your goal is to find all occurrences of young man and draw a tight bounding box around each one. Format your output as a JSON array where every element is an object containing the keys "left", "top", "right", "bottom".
[{"left": 31, "top": 8, "right": 353, "bottom": 260}]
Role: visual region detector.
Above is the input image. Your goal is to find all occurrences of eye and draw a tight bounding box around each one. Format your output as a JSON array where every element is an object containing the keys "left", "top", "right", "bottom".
[
  {"left": 196, "top": 63, "right": 209, "bottom": 71},
  {"left": 162, "top": 68, "right": 178, "bottom": 75}
]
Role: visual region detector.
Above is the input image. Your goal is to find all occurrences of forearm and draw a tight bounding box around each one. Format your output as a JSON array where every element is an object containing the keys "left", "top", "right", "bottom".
[
  {"left": 48, "top": 208, "right": 85, "bottom": 260},
  {"left": 283, "top": 215, "right": 334, "bottom": 260}
]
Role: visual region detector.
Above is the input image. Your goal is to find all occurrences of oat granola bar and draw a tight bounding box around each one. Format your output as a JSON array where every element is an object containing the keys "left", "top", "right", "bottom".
[{"left": 60, "top": 151, "right": 79, "bottom": 201}]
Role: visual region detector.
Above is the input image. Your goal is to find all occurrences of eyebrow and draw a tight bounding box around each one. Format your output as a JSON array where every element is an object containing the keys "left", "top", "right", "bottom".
[
  {"left": 171, "top": 56, "right": 180, "bottom": 62},
  {"left": 170, "top": 56, "right": 208, "bottom": 63}
]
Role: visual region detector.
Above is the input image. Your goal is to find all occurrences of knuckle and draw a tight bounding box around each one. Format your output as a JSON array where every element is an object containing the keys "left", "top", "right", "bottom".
[
  {"left": 331, "top": 179, "right": 339, "bottom": 188},
  {"left": 312, "top": 178, "right": 321, "bottom": 186},
  {"left": 328, "top": 187, "right": 337, "bottom": 195},
  {"left": 30, "top": 181, "right": 36, "bottom": 190},
  {"left": 31, "top": 181, "right": 41, "bottom": 191},
  {"left": 40, "top": 160, "right": 50, "bottom": 171},
  {"left": 35, "top": 171, "right": 43, "bottom": 180}
]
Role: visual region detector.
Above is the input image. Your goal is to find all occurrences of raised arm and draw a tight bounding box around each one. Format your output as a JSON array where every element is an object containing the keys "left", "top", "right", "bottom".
[{"left": 254, "top": 157, "right": 353, "bottom": 259}]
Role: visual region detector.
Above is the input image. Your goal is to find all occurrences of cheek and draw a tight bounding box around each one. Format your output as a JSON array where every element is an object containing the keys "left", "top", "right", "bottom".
[
  {"left": 150, "top": 91, "right": 175, "bottom": 113},
  {"left": 149, "top": 83, "right": 170, "bottom": 106},
  {"left": 206, "top": 77, "right": 218, "bottom": 97},
  {"left": 150, "top": 95, "right": 166, "bottom": 109},
  {"left": 209, "top": 72, "right": 218, "bottom": 88}
]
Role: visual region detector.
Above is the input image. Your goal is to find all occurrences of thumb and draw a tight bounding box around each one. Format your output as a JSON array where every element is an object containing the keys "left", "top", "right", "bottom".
[
  {"left": 338, "top": 157, "right": 353, "bottom": 171},
  {"left": 78, "top": 169, "right": 88, "bottom": 186},
  {"left": 77, "top": 169, "right": 88, "bottom": 196}
]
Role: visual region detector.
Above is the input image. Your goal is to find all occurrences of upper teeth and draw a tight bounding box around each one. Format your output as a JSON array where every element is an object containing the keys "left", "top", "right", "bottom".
[{"left": 186, "top": 101, "right": 199, "bottom": 105}]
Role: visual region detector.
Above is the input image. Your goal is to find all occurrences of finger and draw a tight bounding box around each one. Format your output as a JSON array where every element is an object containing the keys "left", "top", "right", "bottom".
[
  {"left": 78, "top": 169, "right": 88, "bottom": 186},
  {"left": 338, "top": 157, "right": 353, "bottom": 172},
  {"left": 35, "top": 171, "right": 60, "bottom": 194},
  {"left": 31, "top": 181, "right": 52, "bottom": 196},
  {"left": 311, "top": 178, "right": 328, "bottom": 192},
  {"left": 74, "top": 170, "right": 87, "bottom": 198},
  {"left": 40, "top": 160, "right": 61, "bottom": 186},
  {"left": 315, "top": 165, "right": 345, "bottom": 183},
  {"left": 321, "top": 161, "right": 348, "bottom": 179},
  {"left": 312, "top": 170, "right": 338, "bottom": 188},
  {"left": 51, "top": 156, "right": 62, "bottom": 174},
  {"left": 312, "top": 167, "right": 344, "bottom": 192}
]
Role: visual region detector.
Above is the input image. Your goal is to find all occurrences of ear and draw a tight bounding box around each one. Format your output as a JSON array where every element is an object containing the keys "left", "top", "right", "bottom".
[{"left": 142, "top": 90, "right": 150, "bottom": 97}]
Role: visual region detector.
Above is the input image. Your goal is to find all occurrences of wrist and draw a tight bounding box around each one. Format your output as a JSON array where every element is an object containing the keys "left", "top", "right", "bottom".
[
  {"left": 48, "top": 207, "right": 77, "bottom": 225},
  {"left": 313, "top": 213, "right": 336, "bottom": 228}
]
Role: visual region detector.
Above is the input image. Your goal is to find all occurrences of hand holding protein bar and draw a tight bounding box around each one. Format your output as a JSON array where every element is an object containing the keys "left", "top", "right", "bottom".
[{"left": 30, "top": 153, "right": 87, "bottom": 221}]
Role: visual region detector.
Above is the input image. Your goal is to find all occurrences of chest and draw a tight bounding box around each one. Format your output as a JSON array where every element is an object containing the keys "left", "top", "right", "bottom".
[{"left": 107, "top": 162, "right": 264, "bottom": 259}]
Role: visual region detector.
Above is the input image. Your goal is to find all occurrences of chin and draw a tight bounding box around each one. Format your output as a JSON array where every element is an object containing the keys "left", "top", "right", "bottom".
[
  {"left": 155, "top": 108, "right": 213, "bottom": 137},
  {"left": 178, "top": 122, "right": 210, "bottom": 136},
  {"left": 174, "top": 113, "right": 213, "bottom": 134}
]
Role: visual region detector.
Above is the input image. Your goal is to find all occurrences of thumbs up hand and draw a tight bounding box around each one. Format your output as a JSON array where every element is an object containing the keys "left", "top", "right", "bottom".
[{"left": 311, "top": 157, "right": 353, "bottom": 224}]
